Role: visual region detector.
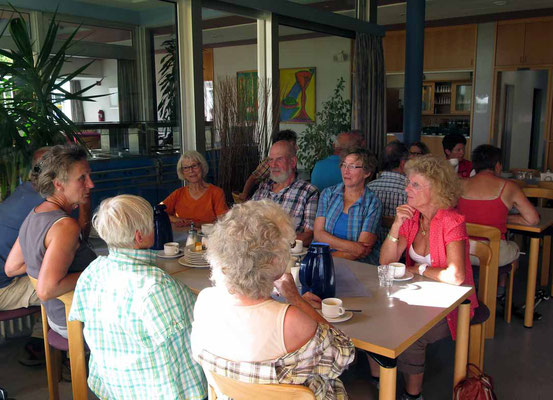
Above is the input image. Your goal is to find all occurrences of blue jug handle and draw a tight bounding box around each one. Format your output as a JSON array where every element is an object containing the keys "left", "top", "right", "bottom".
[{"left": 299, "top": 253, "right": 313, "bottom": 291}]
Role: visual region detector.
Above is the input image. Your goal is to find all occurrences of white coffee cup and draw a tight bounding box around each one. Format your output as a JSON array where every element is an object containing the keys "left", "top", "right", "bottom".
[
  {"left": 322, "top": 298, "right": 345, "bottom": 319},
  {"left": 164, "top": 242, "right": 179, "bottom": 256},
  {"left": 201, "top": 223, "right": 214, "bottom": 236},
  {"left": 291, "top": 239, "right": 303, "bottom": 254},
  {"left": 389, "top": 262, "right": 406, "bottom": 278}
]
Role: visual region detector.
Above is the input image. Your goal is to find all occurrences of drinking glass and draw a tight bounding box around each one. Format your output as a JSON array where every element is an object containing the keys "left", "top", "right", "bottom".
[{"left": 378, "top": 265, "right": 394, "bottom": 288}]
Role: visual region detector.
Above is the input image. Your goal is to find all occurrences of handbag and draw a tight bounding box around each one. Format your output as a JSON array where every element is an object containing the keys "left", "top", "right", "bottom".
[{"left": 453, "top": 364, "right": 498, "bottom": 400}]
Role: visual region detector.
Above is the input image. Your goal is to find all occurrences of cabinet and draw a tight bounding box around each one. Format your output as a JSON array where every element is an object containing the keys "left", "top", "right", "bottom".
[
  {"left": 495, "top": 19, "right": 553, "bottom": 66},
  {"left": 424, "top": 25, "right": 477, "bottom": 71},
  {"left": 421, "top": 80, "right": 471, "bottom": 115},
  {"left": 382, "top": 31, "right": 405, "bottom": 73},
  {"left": 451, "top": 82, "right": 472, "bottom": 114}
]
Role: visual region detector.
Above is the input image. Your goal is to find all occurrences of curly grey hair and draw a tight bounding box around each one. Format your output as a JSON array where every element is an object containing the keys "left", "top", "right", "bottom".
[
  {"left": 31, "top": 144, "right": 88, "bottom": 198},
  {"left": 206, "top": 199, "right": 295, "bottom": 299}
]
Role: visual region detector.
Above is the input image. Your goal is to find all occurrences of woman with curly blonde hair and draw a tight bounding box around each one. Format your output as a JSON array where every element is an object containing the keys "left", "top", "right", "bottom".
[{"left": 377, "top": 155, "right": 478, "bottom": 400}]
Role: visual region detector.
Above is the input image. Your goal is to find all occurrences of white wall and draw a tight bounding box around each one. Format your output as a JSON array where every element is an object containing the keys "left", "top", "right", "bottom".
[
  {"left": 213, "top": 35, "right": 353, "bottom": 138},
  {"left": 81, "top": 59, "right": 119, "bottom": 122}
]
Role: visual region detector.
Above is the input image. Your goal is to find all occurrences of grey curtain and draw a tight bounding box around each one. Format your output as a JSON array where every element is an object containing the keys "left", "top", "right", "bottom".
[
  {"left": 117, "top": 60, "right": 139, "bottom": 122},
  {"left": 70, "top": 80, "right": 85, "bottom": 122},
  {"left": 352, "top": 33, "right": 387, "bottom": 158}
]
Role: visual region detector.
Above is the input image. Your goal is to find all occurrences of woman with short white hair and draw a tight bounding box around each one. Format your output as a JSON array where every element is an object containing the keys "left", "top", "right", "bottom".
[
  {"left": 191, "top": 200, "right": 355, "bottom": 399},
  {"left": 68, "top": 195, "right": 207, "bottom": 400},
  {"left": 162, "top": 150, "right": 228, "bottom": 227}
]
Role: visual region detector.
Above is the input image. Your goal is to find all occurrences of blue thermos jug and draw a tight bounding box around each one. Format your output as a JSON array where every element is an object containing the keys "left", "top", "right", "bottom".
[
  {"left": 153, "top": 204, "right": 173, "bottom": 250},
  {"left": 299, "top": 242, "right": 335, "bottom": 299}
]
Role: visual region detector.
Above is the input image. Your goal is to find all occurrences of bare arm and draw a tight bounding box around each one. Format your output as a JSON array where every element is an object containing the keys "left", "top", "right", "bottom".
[
  {"left": 5, "top": 238, "right": 27, "bottom": 277},
  {"left": 314, "top": 217, "right": 376, "bottom": 259},
  {"left": 239, "top": 174, "right": 258, "bottom": 201},
  {"left": 507, "top": 185, "right": 540, "bottom": 226},
  {"left": 78, "top": 198, "right": 92, "bottom": 240},
  {"left": 36, "top": 219, "right": 82, "bottom": 301},
  {"left": 408, "top": 240, "right": 466, "bottom": 285},
  {"left": 379, "top": 204, "right": 413, "bottom": 264}
]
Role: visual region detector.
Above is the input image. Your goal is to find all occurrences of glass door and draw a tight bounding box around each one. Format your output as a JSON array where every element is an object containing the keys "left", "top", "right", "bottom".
[
  {"left": 421, "top": 82, "right": 434, "bottom": 115},
  {"left": 451, "top": 82, "right": 472, "bottom": 114}
]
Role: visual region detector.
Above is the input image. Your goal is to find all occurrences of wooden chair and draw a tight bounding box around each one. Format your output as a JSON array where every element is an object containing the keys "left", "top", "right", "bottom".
[
  {"left": 538, "top": 181, "right": 553, "bottom": 190},
  {"left": 28, "top": 277, "right": 88, "bottom": 400},
  {"left": 204, "top": 370, "right": 315, "bottom": 400},
  {"left": 0, "top": 306, "right": 40, "bottom": 340},
  {"left": 465, "top": 223, "right": 511, "bottom": 337},
  {"left": 522, "top": 187, "right": 553, "bottom": 293},
  {"left": 469, "top": 241, "right": 492, "bottom": 371}
]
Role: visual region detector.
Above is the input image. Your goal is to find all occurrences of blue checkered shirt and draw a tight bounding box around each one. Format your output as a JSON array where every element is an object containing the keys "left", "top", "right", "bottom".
[
  {"left": 316, "top": 183, "right": 382, "bottom": 264},
  {"left": 252, "top": 179, "right": 319, "bottom": 232},
  {"left": 367, "top": 171, "right": 407, "bottom": 241},
  {"left": 69, "top": 248, "right": 207, "bottom": 400}
]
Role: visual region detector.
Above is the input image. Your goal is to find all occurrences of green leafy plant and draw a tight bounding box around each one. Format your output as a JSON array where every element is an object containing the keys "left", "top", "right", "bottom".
[
  {"left": 157, "top": 38, "right": 177, "bottom": 122},
  {"left": 297, "top": 77, "right": 351, "bottom": 172},
  {"left": 0, "top": 8, "right": 98, "bottom": 200}
]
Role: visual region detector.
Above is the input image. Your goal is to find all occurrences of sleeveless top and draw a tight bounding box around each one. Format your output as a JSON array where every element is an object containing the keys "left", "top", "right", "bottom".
[
  {"left": 19, "top": 209, "right": 97, "bottom": 328},
  {"left": 191, "top": 287, "right": 290, "bottom": 362},
  {"left": 457, "top": 182, "right": 508, "bottom": 239}
]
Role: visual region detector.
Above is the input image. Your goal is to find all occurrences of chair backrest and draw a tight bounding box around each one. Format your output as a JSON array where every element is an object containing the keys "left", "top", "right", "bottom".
[
  {"left": 469, "top": 241, "right": 492, "bottom": 304},
  {"left": 522, "top": 187, "right": 553, "bottom": 207},
  {"left": 204, "top": 370, "right": 315, "bottom": 400},
  {"left": 466, "top": 223, "right": 501, "bottom": 304}
]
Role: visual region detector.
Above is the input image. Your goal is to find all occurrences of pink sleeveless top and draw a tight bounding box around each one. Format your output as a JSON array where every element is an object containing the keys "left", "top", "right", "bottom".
[{"left": 457, "top": 182, "right": 508, "bottom": 239}]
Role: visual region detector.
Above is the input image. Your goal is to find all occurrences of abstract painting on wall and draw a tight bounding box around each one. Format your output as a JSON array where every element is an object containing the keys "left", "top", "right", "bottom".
[
  {"left": 236, "top": 70, "right": 258, "bottom": 121},
  {"left": 280, "top": 67, "right": 316, "bottom": 123}
]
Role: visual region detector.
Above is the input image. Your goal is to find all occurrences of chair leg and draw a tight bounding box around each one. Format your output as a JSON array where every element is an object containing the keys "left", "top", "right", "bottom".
[
  {"left": 505, "top": 264, "right": 516, "bottom": 324},
  {"left": 41, "top": 306, "right": 60, "bottom": 400},
  {"left": 469, "top": 323, "right": 485, "bottom": 371}
]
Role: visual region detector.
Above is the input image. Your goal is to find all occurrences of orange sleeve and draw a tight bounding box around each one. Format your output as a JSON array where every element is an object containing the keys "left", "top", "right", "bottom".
[
  {"left": 161, "top": 188, "right": 183, "bottom": 216},
  {"left": 211, "top": 185, "right": 229, "bottom": 218}
]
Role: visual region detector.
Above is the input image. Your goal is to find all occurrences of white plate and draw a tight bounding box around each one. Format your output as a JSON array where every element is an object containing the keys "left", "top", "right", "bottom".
[
  {"left": 318, "top": 310, "right": 353, "bottom": 323},
  {"left": 394, "top": 271, "right": 414, "bottom": 281},
  {"left": 178, "top": 257, "right": 210, "bottom": 268},
  {"left": 290, "top": 249, "right": 308, "bottom": 257},
  {"left": 157, "top": 250, "right": 184, "bottom": 259}
]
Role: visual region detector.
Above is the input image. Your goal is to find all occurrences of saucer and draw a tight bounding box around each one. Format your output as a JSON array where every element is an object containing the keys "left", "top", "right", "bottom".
[
  {"left": 178, "top": 256, "right": 210, "bottom": 268},
  {"left": 393, "top": 271, "right": 414, "bottom": 281},
  {"left": 290, "top": 249, "right": 308, "bottom": 257},
  {"left": 157, "top": 250, "right": 183, "bottom": 259},
  {"left": 318, "top": 310, "right": 353, "bottom": 323}
]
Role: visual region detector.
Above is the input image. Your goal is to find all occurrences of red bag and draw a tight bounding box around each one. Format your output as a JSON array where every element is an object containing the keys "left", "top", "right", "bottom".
[{"left": 453, "top": 364, "right": 497, "bottom": 400}]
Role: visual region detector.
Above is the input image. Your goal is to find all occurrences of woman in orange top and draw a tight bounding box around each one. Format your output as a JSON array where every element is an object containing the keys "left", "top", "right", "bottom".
[{"left": 162, "top": 151, "right": 228, "bottom": 227}]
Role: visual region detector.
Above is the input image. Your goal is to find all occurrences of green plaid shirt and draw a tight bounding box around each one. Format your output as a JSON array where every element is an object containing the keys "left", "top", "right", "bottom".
[
  {"left": 195, "top": 324, "right": 355, "bottom": 400},
  {"left": 69, "top": 248, "right": 207, "bottom": 400}
]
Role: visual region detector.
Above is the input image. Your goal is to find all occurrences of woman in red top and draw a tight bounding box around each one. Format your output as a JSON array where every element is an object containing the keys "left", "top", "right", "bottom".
[
  {"left": 379, "top": 155, "right": 478, "bottom": 400},
  {"left": 442, "top": 133, "right": 473, "bottom": 178},
  {"left": 457, "top": 145, "right": 539, "bottom": 295},
  {"left": 162, "top": 151, "right": 228, "bottom": 227}
]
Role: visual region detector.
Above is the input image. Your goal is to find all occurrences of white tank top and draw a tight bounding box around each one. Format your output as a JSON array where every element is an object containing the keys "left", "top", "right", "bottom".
[
  {"left": 409, "top": 245, "right": 432, "bottom": 266},
  {"left": 191, "top": 287, "right": 290, "bottom": 362}
]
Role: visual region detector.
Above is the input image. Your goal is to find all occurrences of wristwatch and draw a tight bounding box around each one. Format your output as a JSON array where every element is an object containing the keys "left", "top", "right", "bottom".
[{"left": 418, "top": 263, "right": 428, "bottom": 276}]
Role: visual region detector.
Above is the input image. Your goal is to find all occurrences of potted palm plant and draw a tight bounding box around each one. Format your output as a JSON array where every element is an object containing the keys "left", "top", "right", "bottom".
[{"left": 0, "top": 8, "right": 99, "bottom": 200}]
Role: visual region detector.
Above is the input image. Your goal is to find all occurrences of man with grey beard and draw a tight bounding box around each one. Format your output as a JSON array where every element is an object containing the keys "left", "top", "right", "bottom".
[{"left": 251, "top": 140, "right": 319, "bottom": 245}]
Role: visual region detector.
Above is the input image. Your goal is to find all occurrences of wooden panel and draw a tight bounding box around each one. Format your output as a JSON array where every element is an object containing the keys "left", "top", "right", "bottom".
[
  {"left": 383, "top": 30, "right": 405, "bottom": 73},
  {"left": 202, "top": 48, "right": 214, "bottom": 81},
  {"left": 424, "top": 25, "right": 477, "bottom": 71},
  {"left": 495, "top": 23, "right": 525, "bottom": 67},
  {"left": 524, "top": 21, "right": 553, "bottom": 65}
]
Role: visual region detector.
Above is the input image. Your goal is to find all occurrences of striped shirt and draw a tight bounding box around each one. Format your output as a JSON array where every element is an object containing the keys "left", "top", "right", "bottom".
[
  {"left": 316, "top": 183, "right": 382, "bottom": 264},
  {"left": 68, "top": 248, "right": 207, "bottom": 400},
  {"left": 195, "top": 324, "right": 355, "bottom": 400},
  {"left": 252, "top": 179, "right": 319, "bottom": 232}
]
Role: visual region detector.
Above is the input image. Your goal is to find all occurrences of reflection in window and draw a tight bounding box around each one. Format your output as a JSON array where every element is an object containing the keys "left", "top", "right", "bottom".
[{"left": 56, "top": 21, "right": 132, "bottom": 46}]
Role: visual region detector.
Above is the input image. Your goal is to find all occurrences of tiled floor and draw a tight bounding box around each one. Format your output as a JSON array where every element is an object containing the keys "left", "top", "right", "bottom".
[{"left": 1, "top": 254, "right": 552, "bottom": 399}]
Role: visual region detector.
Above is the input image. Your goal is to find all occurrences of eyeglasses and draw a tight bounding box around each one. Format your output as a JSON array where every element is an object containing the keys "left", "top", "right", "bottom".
[
  {"left": 181, "top": 163, "right": 201, "bottom": 172},
  {"left": 405, "top": 178, "right": 430, "bottom": 191},
  {"left": 409, "top": 151, "right": 423, "bottom": 156},
  {"left": 340, "top": 162, "right": 364, "bottom": 171}
]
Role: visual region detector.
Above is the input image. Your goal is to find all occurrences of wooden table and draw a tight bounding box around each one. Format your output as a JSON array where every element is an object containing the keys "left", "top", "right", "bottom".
[
  {"left": 506, "top": 207, "right": 553, "bottom": 327},
  {"left": 156, "top": 257, "right": 473, "bottom": 400}
]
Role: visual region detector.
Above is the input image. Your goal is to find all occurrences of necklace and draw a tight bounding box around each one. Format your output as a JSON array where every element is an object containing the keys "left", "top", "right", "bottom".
[{"left": 419, "top": 216, "right": 428, "bottom": 236}]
